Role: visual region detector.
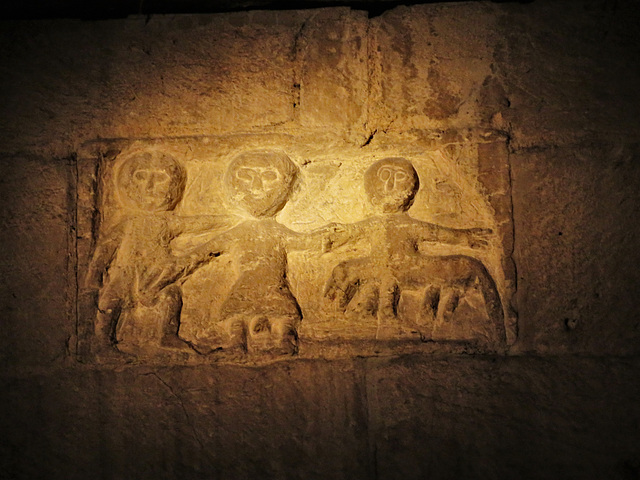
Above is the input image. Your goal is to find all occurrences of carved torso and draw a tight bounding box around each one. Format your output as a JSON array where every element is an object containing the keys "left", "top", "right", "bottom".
[
  {"left": 103, "top": 214, "right": 176, "bottom": 303},
  {"left": 219, "top": 218, "right": 300, "bottom": 321}
]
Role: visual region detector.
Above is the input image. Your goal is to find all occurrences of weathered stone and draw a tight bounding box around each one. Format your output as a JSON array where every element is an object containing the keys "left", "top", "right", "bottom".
[
  {"left": 369, "top": 3, "right": 503, "bottom": 134},
  {"left": 296, "top": 8, "right": 369, "bottom": 143},
  {"left": 511, "top": 142, "right": 640, "bottom": 355},
  {"left": 0, "top": 155, "right": 74, "bottom": 367},
  {"left": 366, "top": 356, "right": 640, "bottom": 480},
  {"left": 0, "top": 361, "right": 372, "bottom": 480},
  {"left": 0, "top": 12, "right": 305, "bottom": 154},
  {"left": 493, "top": 1, "right": 640, "bottom": 149},
  {"left": 1, "top": 357, "right": 639, "bottom": 479},
  {"left": 78, "top": 135, "right": 514, "bottom": 361},
  {"left": 0, "top": 0, "right": 639, "bottom": 478}
]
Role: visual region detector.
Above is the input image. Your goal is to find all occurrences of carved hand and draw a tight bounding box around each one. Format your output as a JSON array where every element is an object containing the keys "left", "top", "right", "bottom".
[
  {"left": 324, "top": 260, "right": 349, "bottom": 300},
  {"left": 138, "top": 263, "right": 183, "bottom": 305},
  {"left": 322, "top": 223, "right": 360, "bottom": 253},
  {"left": 321, "top": 223, "right": 346, "bottom": 252},
  {"left": 466, "top": 227, "right": 492, "bottom": 248},
  {"left": 324, "top": 259, "right": 370, "bottom": 311}
]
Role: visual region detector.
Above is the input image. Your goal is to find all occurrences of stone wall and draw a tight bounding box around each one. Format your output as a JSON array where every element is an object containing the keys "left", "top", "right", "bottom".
[{"left": 1, "top": 1, "right": 640, "bottom": 478}]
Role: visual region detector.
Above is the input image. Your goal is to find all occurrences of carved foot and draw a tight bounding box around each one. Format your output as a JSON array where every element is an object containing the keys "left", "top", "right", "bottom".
[
  {"left": 93, "top": 346, "right": 120, "bottom": 361},
  {"left": 268, "top": 318, "right": 299, "bottom": 356},
  {"left": 273, "top": 334, "right": 298, "bottom": 356},
  {"left": 159, "top": 334, "right": 195, "bottom": 353},
  {"left": 93, "top": 342, "right": 135, "bottom": 362}
]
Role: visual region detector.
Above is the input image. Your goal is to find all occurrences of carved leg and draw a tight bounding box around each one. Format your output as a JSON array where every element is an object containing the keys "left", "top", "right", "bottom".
[
  {"left": 96, "top": 284, "right": 122, "bottom": 350},
  {"left": 475, "top": 268, "right": 506, "bottom": 344},
  {"left": 353, "top": 282, "right": 379, "bottom": 317},
  {"left": 427, "top": 286, "right": 460, "bottom": 341},
  {"left": 378, "top": 277, "right": 400, "bottom": 320},
  {"left": 419, "top": 285, "right": 440, "bottom": 341},
  {"left": 158, "top": 285, "right": 192, "bottom": 351},
  {"left": 437, "top": 287, "right": 460, "bottom": 323},
  {"left": 325, "top": 260, "right": 361, "bottom": 311},
  {"left": 423, "top": 285, "right": 440, "bottom": 319},
  {"left": 449, "top": 256, "right": 506, "bottom": 343},
  {"left": 325, "top": 258, "right": 376, "bottom": 313},
  {"left": 376, "top": 277, "right": 401, "bottom": 339},
  {"left": 438, "top": 257, "right": 506, "bottom": 345},
  {"left": 95, "top": 307, "right": 120, "bottom": 349}
]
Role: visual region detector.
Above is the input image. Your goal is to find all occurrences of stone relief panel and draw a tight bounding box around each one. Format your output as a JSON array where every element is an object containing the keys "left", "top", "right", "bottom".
[{"left": 77, "top": 135, "right": 516, "bottom": 362}]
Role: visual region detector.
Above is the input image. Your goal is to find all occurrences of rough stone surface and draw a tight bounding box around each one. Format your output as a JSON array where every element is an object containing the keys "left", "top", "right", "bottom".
[
  {"left": 512, "top": 142, "right": 640, "bottom": 355},
  {"left": 1, "top": 0, "right": 640, "bottom": 478},
  {"left": 494, "top": 1, "right": 640, "bottom": 149},
  {"left": 369, "top": 3, "right": 503, "bottom": 132},
  {"left": 77, "top": 136, "right": 514, "bottom": 361},
  {"left": 0, "top": 155, "right": 74, "bottom": 366},
  {"left": 1, "top": 357, "right": 639, "bottom": 480}
]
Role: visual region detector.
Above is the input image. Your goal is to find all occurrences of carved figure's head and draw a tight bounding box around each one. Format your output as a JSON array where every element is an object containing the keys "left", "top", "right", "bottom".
[
  {"left": 364, "top": 157, "right": 419, "bottom": 213},
  {"left": 117, "top": 151, "right": 186, "bottom": 212},
  {"left": 225, "top": 150, "right": 298, "bottom": 218}
]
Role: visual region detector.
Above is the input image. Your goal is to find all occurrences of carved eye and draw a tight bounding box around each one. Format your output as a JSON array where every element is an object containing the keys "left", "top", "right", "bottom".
[
  {"left": 377, "top": 167, "right": 393, "bottom": 182},
  {"left": 394, "top": 171, "right": 408, "bottom": 182},
  {"left": 134, "top": 170, "right": 150, "bottom": 182},
  {"left": 236, "top": 168, "right": 255, "bottom": 183},
  {"left": 262, "top": 169, "right": 279, "bottom": 182},
  {"left": 152, "top": 171, "right": 170, "bottom": 185}
]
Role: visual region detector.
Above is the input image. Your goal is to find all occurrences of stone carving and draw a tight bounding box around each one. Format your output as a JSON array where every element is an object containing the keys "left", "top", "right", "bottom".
[
  {"left": 85, "top": 150, "right": 234, "bottom": 355},
  {"left": 189, "top": 150, "right": 344, "bottom": 355},
  {"left": 79, "top": 141, "right": 514, "bottom": 361},
  {"left": 324, "top": 158, "right": 505, "bottom": 345}
]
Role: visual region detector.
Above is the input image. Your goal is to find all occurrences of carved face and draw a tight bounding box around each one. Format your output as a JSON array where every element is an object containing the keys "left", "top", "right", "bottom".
[
  {"left": 117, "top": 151, "right": 186, "bottom": 212},
  {"left": 364, "top": 158, "right": 419, "bottom": 213},
  {"left": 225, "top": 151, "right": 298, "bottom": 218}
]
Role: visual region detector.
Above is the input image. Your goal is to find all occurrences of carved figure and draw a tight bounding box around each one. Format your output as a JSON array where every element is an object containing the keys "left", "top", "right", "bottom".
[
  {"left": 85, "top": 150, "right": 235, "bottom": 355},
  {"left": 201, "top": 151, "right": 333, "bottom": 354},
  {"left": 324, "top": 157, "right": 505, "bottom": 344}
]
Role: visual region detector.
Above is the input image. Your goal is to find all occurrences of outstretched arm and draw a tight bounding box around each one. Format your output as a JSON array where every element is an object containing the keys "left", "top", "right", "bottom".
[
  {"left": 175, "top": 231, "right": 230, "bottom": 278},
  {"left": 169, "top": 214, "right": 240, "bottom": 237},
  {"left": 414, "top": 221, "right": 492, "bottom": 248},
  {"left": 84, "top": 221, "right": 125, "bottom": 290},
  {"left": 287, "top": 221, "right": 371, "bottom": 253},
  {"left": 138, "top": 228, "right": 234, "bottom": 300}
]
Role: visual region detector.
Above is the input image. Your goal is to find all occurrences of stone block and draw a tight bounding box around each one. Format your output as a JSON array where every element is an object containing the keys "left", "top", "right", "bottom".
[
  {"left": 370, "top": 3, "right": 504, "bottom": 133},
  {"left": 0, "top": 155, "right": 74, "bottom": 366},
  {"left": 365, "top": 356, "right": 640, "bottom": 479},
  {"left": 0, "top": 12, "right": 306, "bottom": 154},
  {"left": 296, "top": 8, "right": 369, "bottom": 142},
  {"left": 511, "top": 142, "right": 640, "bottom": 354},
  {"left": 493, "top": 1, "right": 640, "bottom": 148},
  {"left": 0, "top": 361, "right": 371, "bottom": 480}
]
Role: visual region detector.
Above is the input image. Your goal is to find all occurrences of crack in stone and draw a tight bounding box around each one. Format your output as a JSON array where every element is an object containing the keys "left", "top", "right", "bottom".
[
  {"left": 291, "top": 17, "right": 310, "bottom": 112},
  {"left": 142, "top": 371, "right": 207, "bottom": 453},
  {"left": 360, "top": 128, "right": 377, "bottom": 147},
  {"left": 71, "top": 153, "right": 80, "bottom": 358},
  {"left": 505, "top": 132, "right": 520, "bottom": 343}
]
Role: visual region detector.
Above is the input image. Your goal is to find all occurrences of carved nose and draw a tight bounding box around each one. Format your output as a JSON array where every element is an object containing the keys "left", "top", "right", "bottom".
[
  {"left": 251, "top": 175, "right": 263, "bottom": 192},
  {"left": 384, "top": 178, "right": 396, "bottom": 192}
]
